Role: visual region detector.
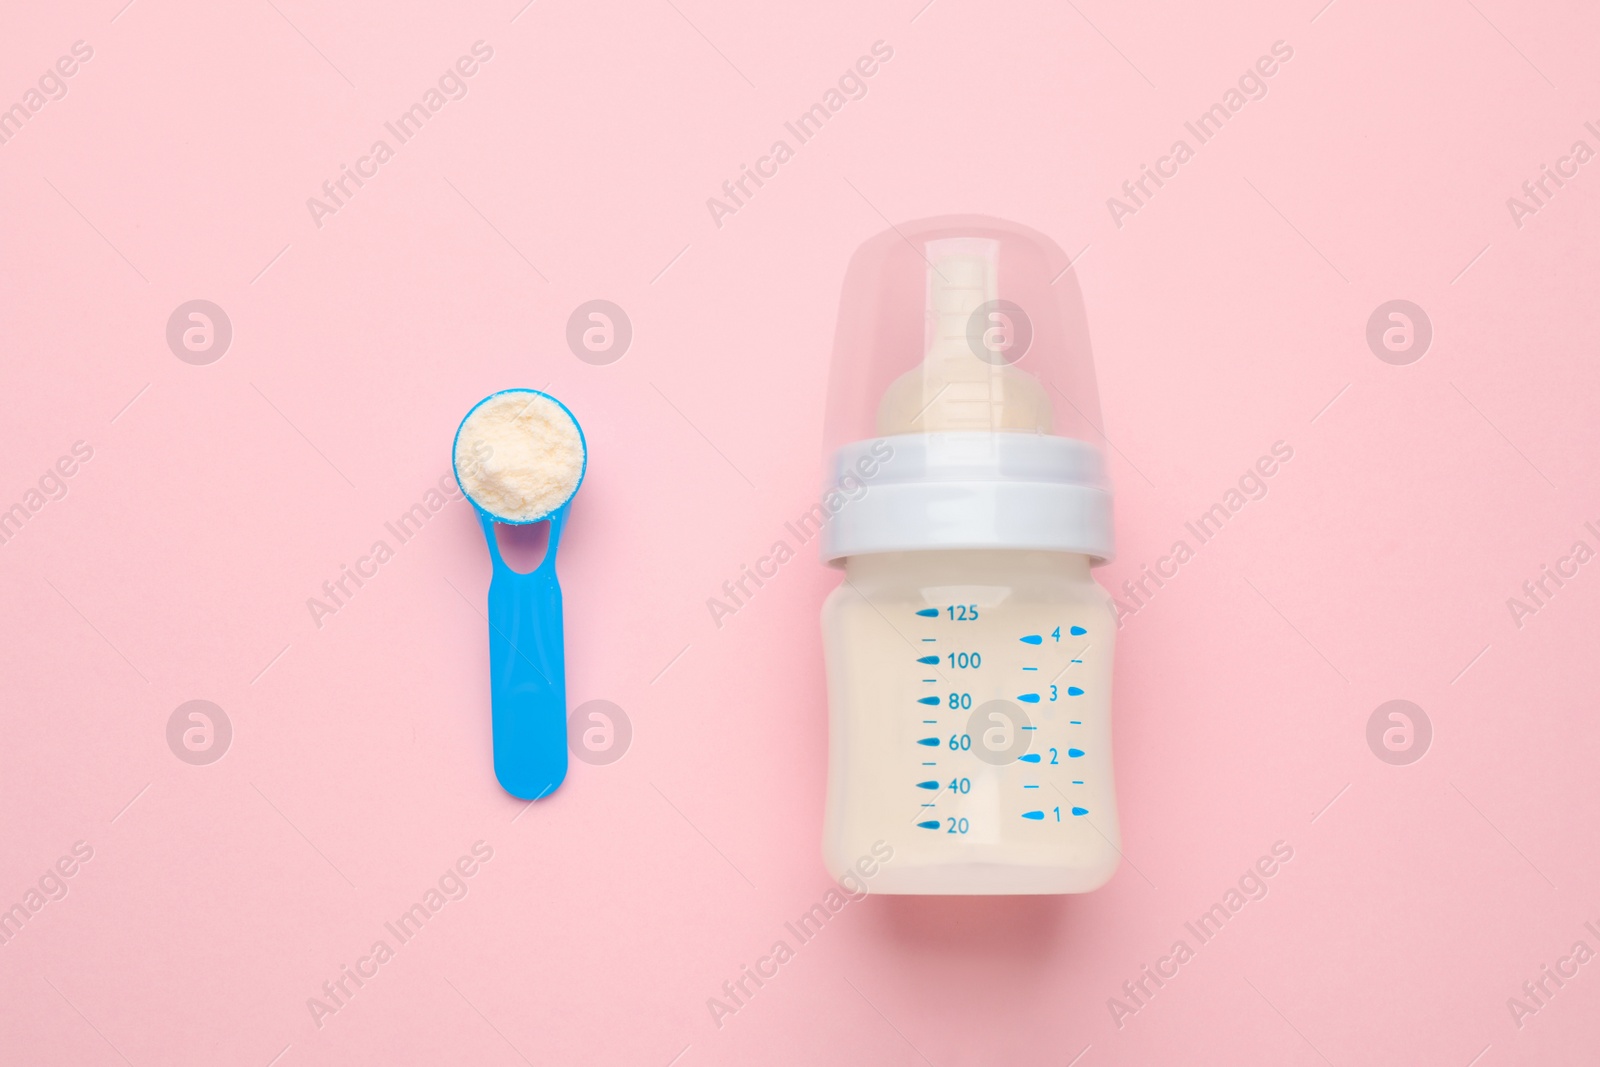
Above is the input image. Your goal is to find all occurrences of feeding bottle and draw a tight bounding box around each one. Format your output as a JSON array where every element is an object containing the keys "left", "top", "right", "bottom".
[{"left": 819, "top": 216, "right": 1120, "bottom": 895}]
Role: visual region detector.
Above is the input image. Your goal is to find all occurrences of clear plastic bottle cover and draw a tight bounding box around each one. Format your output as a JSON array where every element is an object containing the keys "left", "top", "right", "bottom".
[{"left": 820, "top": 215, "right": 1113, "bottom": 563}]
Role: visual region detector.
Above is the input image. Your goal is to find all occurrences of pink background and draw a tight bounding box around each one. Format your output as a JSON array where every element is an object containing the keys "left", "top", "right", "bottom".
[{"left": 3, "top": 0, "right": 1599, "bottom": 1064}]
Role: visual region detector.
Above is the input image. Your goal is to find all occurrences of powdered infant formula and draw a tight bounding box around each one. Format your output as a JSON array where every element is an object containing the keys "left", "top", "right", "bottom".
[{"left": 454, "top": 391, "right": 584, "bottom": 522}]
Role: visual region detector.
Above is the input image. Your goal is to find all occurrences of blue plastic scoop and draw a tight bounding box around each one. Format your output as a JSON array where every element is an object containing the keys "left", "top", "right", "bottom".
[{"left": 452, "top": 388, "right": 587, "bottom": 800}]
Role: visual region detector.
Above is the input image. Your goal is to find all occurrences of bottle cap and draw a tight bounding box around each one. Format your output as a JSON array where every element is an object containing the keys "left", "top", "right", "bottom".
[{"left": 821, "top": 216, "right": 1114, "bottom": 564}]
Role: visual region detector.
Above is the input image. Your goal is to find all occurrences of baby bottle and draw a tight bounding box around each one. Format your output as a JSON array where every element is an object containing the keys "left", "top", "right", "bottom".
[{"left": 819, "top": 216, "right": 1120, "bottom": 895}]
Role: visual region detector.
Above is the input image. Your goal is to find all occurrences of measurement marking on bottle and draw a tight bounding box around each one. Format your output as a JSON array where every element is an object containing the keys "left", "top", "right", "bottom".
[{"left": 889, "top": 609, "right": 1102, "bottom": 850}]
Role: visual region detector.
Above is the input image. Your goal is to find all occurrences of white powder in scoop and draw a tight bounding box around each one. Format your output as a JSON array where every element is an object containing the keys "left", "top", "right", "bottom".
[{"left": 455, "top": 392, "right": 584, "bottom": 521}]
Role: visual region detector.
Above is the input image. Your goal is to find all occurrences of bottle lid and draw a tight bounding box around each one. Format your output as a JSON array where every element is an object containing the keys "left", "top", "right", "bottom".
[{"left": 820, "top": 216, "right": 1113, "bottom": 564}]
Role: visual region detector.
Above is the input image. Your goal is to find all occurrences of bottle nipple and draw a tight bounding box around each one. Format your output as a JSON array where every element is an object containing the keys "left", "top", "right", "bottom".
[{"left": 876, "top": 237, "right": 1053, "bottom": 435}]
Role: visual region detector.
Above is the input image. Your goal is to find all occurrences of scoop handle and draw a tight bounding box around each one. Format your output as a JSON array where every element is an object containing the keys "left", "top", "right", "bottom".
[{"left": 479, "top": 506, "right": 570, "bottom": 800}]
